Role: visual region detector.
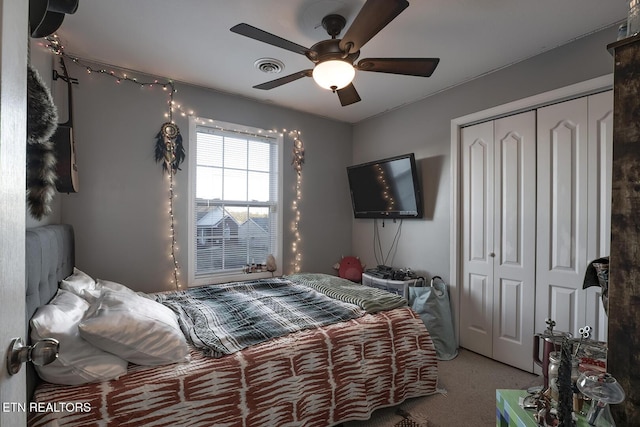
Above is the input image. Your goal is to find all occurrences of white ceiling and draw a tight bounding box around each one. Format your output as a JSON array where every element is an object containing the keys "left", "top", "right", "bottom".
[{"left": 50, "top": 0, "right": 626, "bottom": 124}]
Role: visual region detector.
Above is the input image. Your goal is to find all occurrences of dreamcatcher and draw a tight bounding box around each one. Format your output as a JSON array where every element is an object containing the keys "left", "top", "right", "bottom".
[
  {"left": 154, "top": 86, "right": 185, "bottom": 174},
  {"left": 154, "top": 121, "right": 185, "bottom": 174}
]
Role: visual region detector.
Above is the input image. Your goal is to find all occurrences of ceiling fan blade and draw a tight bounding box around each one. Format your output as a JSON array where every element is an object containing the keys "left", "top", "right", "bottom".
[
  {"left": 356, "top": 58, "right": 440, "bottom": 77},
  {"left": 337, "top": 83, "right": 361, "bottom": 106},
  {"left": 253, "top": 70, "right": 312, "bottom": 90},
  {"left": 339, "top": 0, "right": 409, "bottom": 54},
  {"left": 231, "top": 23, "right": 309, "bottom": 56}
]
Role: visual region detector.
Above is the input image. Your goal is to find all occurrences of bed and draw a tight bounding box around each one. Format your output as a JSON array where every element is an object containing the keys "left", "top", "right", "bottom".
[{"left": 25, "top": 224, "right": 439, "bottom": 427}]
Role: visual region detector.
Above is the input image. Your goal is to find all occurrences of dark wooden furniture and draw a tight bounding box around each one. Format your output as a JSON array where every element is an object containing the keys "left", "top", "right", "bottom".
[{"left": 607, "top": 33, "right": 640, "bottom": 425}]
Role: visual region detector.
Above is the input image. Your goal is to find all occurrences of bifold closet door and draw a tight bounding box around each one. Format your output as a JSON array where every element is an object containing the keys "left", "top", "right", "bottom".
[
  {"left": 460, "top": 111, "right": 536, "bottom": 371},
  {"left": 585, "top": 90, "right": 613, "bottom": 342},
  {"left": 460, "top": 120, "right": 495, "bottom": 358},
  {"left": 491, "top": 111, "right": 536, "bottom": 372},
  {"left": 536, "top": 91, "right": 612, "bottom": 342},
  {"left": 536, "top": 97, "right": 589, "bottom": 339}
]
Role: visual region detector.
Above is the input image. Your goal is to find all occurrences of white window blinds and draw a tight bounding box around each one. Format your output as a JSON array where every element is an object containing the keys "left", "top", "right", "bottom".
[{"left": 191, "top": 122, "right": 280, "bottom": 282}]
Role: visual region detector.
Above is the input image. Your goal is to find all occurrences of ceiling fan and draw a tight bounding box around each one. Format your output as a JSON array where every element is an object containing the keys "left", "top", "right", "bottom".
[{"left": 230, "top": 0, "right": 440, "bottom": 106}]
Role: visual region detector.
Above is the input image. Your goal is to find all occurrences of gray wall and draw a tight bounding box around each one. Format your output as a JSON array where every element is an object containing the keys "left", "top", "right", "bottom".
[
  {"left": 30, "top": 25, "right": 617, "bottom": 295},
  {"left": 351, "top": 25, "right": 618, "bottom": 283},
  {"left": 47, "top": 59, "right": 352, "bottom": 293}
]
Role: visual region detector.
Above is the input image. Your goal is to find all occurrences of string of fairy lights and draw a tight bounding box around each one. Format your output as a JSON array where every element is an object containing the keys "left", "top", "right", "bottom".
[
  {"left": 44, "top": 34, "right": 305, "bottom": 284},
  {"left": 291, "top": 130, "right": 304, "bottom": 273},
  {"left": 165, "top": 89, "right": 181, "bottom": 288}
]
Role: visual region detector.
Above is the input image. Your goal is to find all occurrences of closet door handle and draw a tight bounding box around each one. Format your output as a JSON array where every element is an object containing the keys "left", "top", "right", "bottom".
[{"left": 490, "top": 252, "right": 495, "bottom": 258}]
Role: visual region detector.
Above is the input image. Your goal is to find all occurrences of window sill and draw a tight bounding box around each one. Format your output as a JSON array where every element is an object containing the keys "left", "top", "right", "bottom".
[{"left": 189, "top": 270, "right": 280, "bottom": 287}]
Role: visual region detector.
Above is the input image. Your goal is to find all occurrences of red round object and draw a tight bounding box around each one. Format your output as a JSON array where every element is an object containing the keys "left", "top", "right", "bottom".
[{"left": 338, "top": 256, "right": 364, "bottom": 282}]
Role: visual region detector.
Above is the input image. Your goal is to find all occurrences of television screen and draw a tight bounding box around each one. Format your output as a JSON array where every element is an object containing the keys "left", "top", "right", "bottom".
[{"left": 347, "top": 153, "right": 423, "bottom": 219}]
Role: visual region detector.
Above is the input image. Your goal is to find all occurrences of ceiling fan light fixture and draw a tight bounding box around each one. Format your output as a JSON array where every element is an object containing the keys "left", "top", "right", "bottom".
[{"left": 312, "top": 60, "right": 355, "bottom": 92}]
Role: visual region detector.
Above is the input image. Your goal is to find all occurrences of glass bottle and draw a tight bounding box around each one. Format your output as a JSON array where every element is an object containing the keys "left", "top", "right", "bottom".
[
  {"left": 619, "top": 23, "right": 629, "bottom": 40},
  {"left": 628, "top": 0, "right": 640, "bottom": 37},
  {"left": 548, "top": 351, "right": 560, "bottom": 405}
]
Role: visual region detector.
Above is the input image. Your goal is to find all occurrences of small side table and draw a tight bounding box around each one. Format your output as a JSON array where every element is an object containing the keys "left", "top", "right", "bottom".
[{"left": 496, "top": 389, "right": 590, "bottom": 427}]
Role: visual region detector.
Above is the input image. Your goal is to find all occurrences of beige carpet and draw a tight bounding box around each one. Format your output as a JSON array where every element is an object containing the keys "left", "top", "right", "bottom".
[{"left": 345, "top": 348, "right": 540, "bottom": 427}]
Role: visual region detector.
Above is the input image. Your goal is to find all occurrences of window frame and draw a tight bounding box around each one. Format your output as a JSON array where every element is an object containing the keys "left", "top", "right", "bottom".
[{"left": 187, "top": 117, "right": 283, "bottom": 286}]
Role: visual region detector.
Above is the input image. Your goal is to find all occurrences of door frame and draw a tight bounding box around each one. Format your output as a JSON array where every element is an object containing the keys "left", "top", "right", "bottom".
[
  {"left": 449, "top": 74, "right": 613, "bottom": 345},
  {"left": 0, "top": 0, "right": 28, "bottom": 425}
]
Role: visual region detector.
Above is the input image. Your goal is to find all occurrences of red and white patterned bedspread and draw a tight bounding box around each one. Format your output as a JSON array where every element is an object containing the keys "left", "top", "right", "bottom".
[{"left": 28, "top": 307, "right": 438, "bottom": 427}]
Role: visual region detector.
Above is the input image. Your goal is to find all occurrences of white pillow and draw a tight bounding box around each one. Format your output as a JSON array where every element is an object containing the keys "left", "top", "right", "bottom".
[
  {"left": 79, "top": 289, "right": 189, "bottom": 366},
  {"left": 82, "top": 279, "right": 140, "bottom": 304},
  {"left": 97, "top": 278, "right": 137, "bottom": 294},
  {"left": 59, "top": 267, "right": 97, "bottom": 298},
  {"left": 30, "top": 289, "right": 128, "bottom": 385}
]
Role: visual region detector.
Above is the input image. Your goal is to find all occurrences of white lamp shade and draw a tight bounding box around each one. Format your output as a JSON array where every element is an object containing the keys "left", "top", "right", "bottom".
[{"left": 312, "top": 60, "right": 355, "bottom": 91}]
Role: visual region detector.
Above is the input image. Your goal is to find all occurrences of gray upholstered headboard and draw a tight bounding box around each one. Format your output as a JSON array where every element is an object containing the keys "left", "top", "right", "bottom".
[{"left": 25, "top": 224, "right": 75, "bottom": 400}]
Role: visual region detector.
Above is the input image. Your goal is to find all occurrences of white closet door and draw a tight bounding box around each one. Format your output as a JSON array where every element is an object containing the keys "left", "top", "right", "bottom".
[
  {"left": 460, "top": 121, "right": 494, "bottom": 357},
  {"left": 492, "top": 111, "right": 536, "bottom": 371},
  {"left": 585, "top": 90, "right": 613, "bottom": 342},
  {"left": 460, "top": 112, "right": 536, "bottom": 369},
  {"left": 536, "top": 97, "right": 589, "bottom": 338}
]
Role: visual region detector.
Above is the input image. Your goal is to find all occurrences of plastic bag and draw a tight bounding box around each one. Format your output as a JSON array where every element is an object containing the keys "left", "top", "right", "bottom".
[{"left": 408, "top": 276, "right": 458, "bottom": 360}]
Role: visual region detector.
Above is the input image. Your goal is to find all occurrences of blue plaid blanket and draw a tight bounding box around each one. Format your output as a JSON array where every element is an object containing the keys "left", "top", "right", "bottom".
[{"left": 156, "top": 277, "right": 367, "bottom": 357}]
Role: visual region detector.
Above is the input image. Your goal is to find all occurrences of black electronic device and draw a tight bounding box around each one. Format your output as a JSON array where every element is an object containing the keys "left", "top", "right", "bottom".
[
  {"left": 347, "top": 153, "right": 423, "bottom": 219},
  {"left": 390, "top": 269, "right": 402, "bottom": 280},
  {"left": 365, "top": 266, "right": 417, "bottom": 281},
  {"left": 390, "top": 268, "right": 416, "bottom": 281},
  {"left": 365, "top": 268, "right": 388, "bottom": 278}
]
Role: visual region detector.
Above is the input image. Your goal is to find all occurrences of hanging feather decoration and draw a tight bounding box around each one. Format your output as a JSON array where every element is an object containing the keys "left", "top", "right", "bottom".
[{"left": 154, "top": 122, "right": 185, "bottom": 174}]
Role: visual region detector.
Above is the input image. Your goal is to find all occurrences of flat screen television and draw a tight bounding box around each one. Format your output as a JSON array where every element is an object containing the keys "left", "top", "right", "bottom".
[{"left": 347, "top": 153, "right": 423, "bottom": 219}]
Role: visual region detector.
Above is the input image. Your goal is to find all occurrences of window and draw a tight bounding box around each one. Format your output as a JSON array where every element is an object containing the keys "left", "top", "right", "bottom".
[{"left": 188, "top": 118, "right": 282, "bottom": 286}]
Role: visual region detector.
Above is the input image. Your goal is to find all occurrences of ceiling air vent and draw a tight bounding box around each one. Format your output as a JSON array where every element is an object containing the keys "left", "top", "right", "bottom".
[{"left": 254, "top": 58, "right": 285, "bottom": 74}]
